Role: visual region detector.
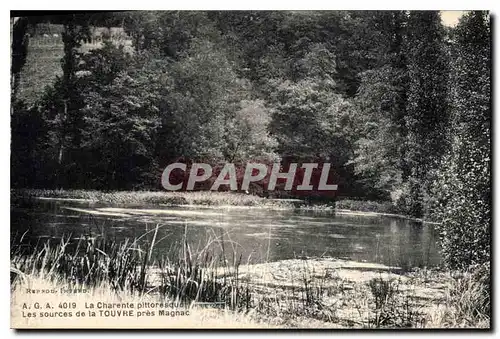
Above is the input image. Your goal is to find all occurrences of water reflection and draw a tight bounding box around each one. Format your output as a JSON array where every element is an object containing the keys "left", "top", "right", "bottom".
[{"left": 11, "top": 200, "right": 442, "bottom": 268}]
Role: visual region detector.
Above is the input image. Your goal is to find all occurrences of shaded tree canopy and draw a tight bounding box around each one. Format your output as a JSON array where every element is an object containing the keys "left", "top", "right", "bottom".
[{"left": 11, "top": 12, "right": 491, "bottom": 270}]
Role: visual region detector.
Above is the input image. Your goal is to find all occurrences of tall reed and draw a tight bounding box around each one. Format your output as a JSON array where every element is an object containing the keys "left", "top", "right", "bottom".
[{"left": 11, "top": 224, "right": 250, "bottom": 310}]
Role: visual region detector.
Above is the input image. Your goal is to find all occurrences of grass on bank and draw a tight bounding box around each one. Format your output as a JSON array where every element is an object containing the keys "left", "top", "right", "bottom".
[
  {"left": 10, "top": 230, "right": 490, "bottom": 329},
  {"left": 13, "top": 189, "right": 282, "bottom": 207},
  {"left": 12, "top": 189, "right": 398, "bottom": 215}
]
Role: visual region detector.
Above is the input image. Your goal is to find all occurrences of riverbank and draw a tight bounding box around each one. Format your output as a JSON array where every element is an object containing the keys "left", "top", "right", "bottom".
[
  {"left": 11, "top": 259, "right": 489, "bottom": 329},
  {"left": 10, "top": 236, "right": 489, "bottom": 329},
  {"left": 11, "top": 189, "right": 443, "bottom": 225},
  {"left": 230, "top": 259, "right": 489, "bottom": 328},
  {"left": 12, "top": 188, "right": 399, "bottom": 214}
]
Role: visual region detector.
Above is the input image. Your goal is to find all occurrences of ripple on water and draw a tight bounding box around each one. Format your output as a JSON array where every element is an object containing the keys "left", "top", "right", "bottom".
[
  {"left": 61, "top": 207, "right": 131, "bottom": 217},
  {"left": 97, "top": 207, "right": 226, "bottom": 217},
  {"left": 245, "top": 232, "right": 284, "bottom": 240},
  {"left": 317, "top": 233, "right": 347, "bottom": 239}
]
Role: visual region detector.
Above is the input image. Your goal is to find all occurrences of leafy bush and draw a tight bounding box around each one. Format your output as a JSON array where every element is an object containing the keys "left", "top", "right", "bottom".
[
  {"left": 433, "top": 12, "right": 490, "bottom": 270},
  {"left": 336, "top": 199, "right": 398, "bottom": 214}
]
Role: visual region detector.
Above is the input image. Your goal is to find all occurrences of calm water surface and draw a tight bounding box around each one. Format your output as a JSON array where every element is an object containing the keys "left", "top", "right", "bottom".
[{"left": 11, "top": 200, "right": 441, "bottom": 269}]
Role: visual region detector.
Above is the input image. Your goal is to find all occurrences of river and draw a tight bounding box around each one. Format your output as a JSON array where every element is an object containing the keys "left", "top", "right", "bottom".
[{"left": 11, "top": 199, "right": 441, "bottom": 269}]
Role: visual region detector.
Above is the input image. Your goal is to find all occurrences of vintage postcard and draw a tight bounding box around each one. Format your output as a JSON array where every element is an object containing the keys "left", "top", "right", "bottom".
[{"left": 10, "top": 10, "right": 491, "bottom": 329}]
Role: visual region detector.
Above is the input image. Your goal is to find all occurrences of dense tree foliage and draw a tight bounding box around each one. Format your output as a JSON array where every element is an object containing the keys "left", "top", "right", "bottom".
[
  {"left": 10, "top": 11, "right": 491, "bottom": 268},
  {"left": 433, "top": 12, "right": 490, "bottom": 269},
  {"left": 350, "top": 12, "right": 409, "bottom": 200},
  {"left": 404, "top": 11, "right": 450, "bottom": 218}
]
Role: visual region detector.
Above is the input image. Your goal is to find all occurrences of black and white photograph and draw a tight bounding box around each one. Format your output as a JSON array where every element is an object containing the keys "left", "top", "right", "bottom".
[{"left": 9, "top": 9, "right": 491, "bottom": 329}]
